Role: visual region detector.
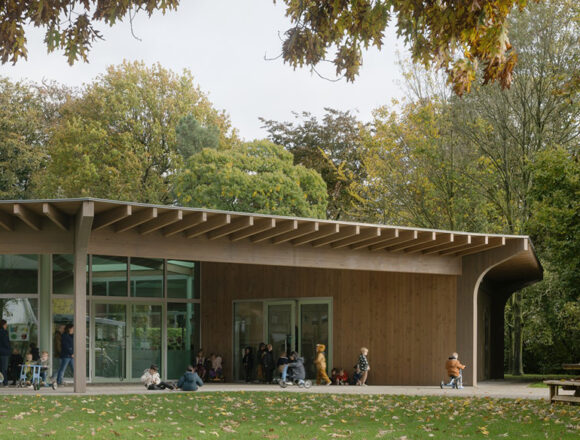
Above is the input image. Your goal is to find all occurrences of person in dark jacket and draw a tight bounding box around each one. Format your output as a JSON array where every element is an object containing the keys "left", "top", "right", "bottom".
[
  {"left": 8, "top": 348, "right": 23, "bottom": 385},
  {"left": 56, "top": 323, "right": 74, "bottom": 385},
  {"left": 177, "top": 365, "right": 204, "bottom": 391},
  {"left": 262, "top": 344, "right": 275, "bottom": 384},
  {"left": 242, "top": 346, "right": 253, "bottom": 382},
  {"left": 0, "top": 319, "right": 10, "bottom": 386},
  {"left": 282, "top": 351, "right": 306, "bottom": 384}
]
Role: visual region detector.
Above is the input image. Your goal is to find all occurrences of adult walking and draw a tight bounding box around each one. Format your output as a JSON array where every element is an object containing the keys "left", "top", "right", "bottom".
[
  {"left": 51, "top": 324, "right": 64, "bottom": 382},
  {"left": 56, "top": 323, "right": 74, "bottom": 386},
  {"left": 0, "top": 319, "right": 10, "bottom": 386}
]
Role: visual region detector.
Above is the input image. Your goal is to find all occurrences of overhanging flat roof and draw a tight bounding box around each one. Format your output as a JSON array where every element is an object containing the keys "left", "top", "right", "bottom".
[{"left": 0, "top": 198, "right": 542, "bottom": 284}]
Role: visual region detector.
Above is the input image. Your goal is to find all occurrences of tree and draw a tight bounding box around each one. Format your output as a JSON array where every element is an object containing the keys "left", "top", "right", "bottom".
[
  {"left": 0, "top": 0, "right": 179, "bottom": 65},
  {"left": 0, "top": 78, "right": 50, "bottom": 199},
  {"left": 280, "top": 0, "right": 530, "bottom": 95},
  {"left": 34, "top": 61, "right": 235, "bottom": 203},
  {"left": 174, "top": 140, "right": 328, "bottom": 218},
  {"left": 261, "top": 109, "right": 367, "bottom": 220},
  {"left": 175, "top": 114, "right": 221, "bottom": 160}
]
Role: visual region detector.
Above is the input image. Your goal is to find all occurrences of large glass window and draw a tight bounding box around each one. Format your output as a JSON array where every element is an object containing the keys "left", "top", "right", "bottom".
[
  {"left": 132, "top": 304, "right": 162, "bottom": 378},
  {"left": 92, "top": 255, "right": 128, "bottom": 297},
  {"left": 52, "top": 298, "right": 90, "bottom": 378},
  {"left": 167, "top": 303, "right": 200, "bottom": 379},
  {"left": 233, "top": 301, "right": 264, "bottom": 381},
  {"left": 0, "top": 298, "right": 38, "bottom": 356},
  {"left": 0, "top": 254, "right": 38, "bottom": 294},
  {"left": 130, "top": 258, "right": 163, "bottom": 298},
  {"left": 167, "top": 260, "right": 199, "bottom": 299},
  {"left": 52, "top": 254, "right": 74, "bottom": 295}
]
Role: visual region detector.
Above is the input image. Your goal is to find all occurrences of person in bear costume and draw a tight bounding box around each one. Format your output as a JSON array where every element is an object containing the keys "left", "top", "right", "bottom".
[{"left": 314, "top": 343, "right": 331, "bottom": 386}]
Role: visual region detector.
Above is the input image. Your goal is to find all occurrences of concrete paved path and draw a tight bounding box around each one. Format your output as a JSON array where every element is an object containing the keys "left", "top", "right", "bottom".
[{"left": 0, "top": 380, "right": 548, "bottom": 401}]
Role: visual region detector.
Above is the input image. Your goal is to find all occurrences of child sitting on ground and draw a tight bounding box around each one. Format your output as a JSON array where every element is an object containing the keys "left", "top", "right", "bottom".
[
  {"left": 443, "top": 352, "right": 465, "bottom": 389},
  {"left": 177, "top": 365, "right": 204, "bottom": 391},
  {"left": 330, "top": 368, "right": 338, "bottom": 385},
  {"left": 140, "top": 364, "right": 175, "bottom": 390},
  {"left": 336, "top": 368, "right": 349, "bottom": 385},
  {"left": 212, "top": 353, "right": 223, "bottom": 381}
]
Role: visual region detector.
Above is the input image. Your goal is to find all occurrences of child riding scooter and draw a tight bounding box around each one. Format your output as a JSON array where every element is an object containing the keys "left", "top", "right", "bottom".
[
  {"left": 279, "top": 351, "right": 312, "bottom": 388},
  {"left": 440, "top": 352, "right": 465, "bottom": 389}
]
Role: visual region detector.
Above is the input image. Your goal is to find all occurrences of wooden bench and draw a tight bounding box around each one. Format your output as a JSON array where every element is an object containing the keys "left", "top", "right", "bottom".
[{"left": 543, "top": 380, "right": 580, "bottom": 404}]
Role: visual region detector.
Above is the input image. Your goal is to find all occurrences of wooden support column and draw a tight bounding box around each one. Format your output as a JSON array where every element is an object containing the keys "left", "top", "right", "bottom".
[
  {"left": 456, "top": 239, "right": 529, "bottom": 387},
  {"left": 73, "top": 201, "right": 94, "bottom": 393}
]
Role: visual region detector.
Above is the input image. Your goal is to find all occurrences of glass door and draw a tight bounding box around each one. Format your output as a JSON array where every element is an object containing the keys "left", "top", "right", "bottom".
[
  {"left": 266, "top": 301, "right": 295, "bottom": 367},
  {"left": 299, "top": 300, "right": 332, "bottom": 379},
  {"left": 93, "top": 303, "right": 127, "bottom": 380},
  {"left": 130, "top": 304, "right": 162, "bottom": 379}
]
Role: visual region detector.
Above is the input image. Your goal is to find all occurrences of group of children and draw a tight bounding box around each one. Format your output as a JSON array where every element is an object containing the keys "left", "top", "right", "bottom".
[
  {"left": 326, "top": 347, "right": 370, "bottom": 386},
  {"left": 141, "top": 363, "right": 204, "bottom": 391},
  {"left": 194, "top": 350, "right": 224, "bottom": 382},
  {"left": 4, "top": 344, "right": 55, "bottom": 388}
]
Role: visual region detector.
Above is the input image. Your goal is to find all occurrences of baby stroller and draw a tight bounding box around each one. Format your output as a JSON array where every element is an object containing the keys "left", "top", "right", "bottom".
[
  {"left": 440, "top": 371, "right": 463, "bottom": 389},
  {"left": 17, "top": 364, "right": 56, "bottom": 390}
]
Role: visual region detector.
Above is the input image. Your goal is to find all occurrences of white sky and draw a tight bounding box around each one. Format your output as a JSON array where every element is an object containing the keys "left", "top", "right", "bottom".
[{"left": 0, "top": 0, "right": 408, "bottom": 141}]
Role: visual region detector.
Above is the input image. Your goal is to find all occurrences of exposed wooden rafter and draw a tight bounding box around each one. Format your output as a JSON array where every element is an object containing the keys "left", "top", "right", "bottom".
[
  {"left": 93, "top": 205, "right": 132, "bottom": 231},
  {"left": 350, "top": 228, "right": 398, "bottom": 250},
  {"left": 251, "top": 220, "right": 297, "bottom": 243},
  {"left": 369, "top": 230, "right": 416, "bottom": 251},
  {"left": 404, "top": 232, "right": 453, "bottom": 254},
  {"left": 422, "top": 234, "right": 471, "bottom": 255},
  {"left": 455, "top": 236, "right": 505, "bottom": 257},
  {"left": 163, "top": 212, "right": 207, "bottom": 237},
  {"left": 0, "top": 210, "right": 14, "bottom": 231},
  {"left": 207, "top": 216, "right": 254, "bottom": 240},
  {"left": 292, "top": 223, "right": 340, "bottom": 246},
  {"left": 140, "top": 210, "right": 183, "bottom": 235},
  {"left": 312, "top": 225, "right": 358, "bottom": 248},
  {"left": 439, "top": 235, "right": 487, "bottom": 255},
  {"left": 230, "top": 218, "right": 276, "bottom": 242},
  {"left": 271, "top": 222, "right": 319, "bottom": 245},
  {"left": 115, "top": 208, "right": 158, "bottom": 233},
  {"left": 42, "top": 203, "right": 69, "bottom": 231},
  {"left": 13, "top": 204, "right": 41, "bottom": 231},
  {"left": 185, "top": 214, "right": 231, "bottom": 239},
  {"left": 332, "top": 227, "right": 381, "bottom": 249}
]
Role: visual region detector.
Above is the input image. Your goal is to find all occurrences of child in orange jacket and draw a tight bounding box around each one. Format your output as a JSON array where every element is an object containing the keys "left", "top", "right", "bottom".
[
  {"left": 314, "top": 344, "right": 331, "bottom": 386},
  {"left": 444, "top": 352, "right": 465, "bottom": 388}
]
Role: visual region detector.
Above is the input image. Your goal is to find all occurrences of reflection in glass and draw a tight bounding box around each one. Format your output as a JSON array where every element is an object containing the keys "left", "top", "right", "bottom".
[
  {"left": 300, "top": 303, "right": 330, "bottom": 379},
  {"left": 94, "top": 303, "right": 126, "bottom": 380},
  {"left": 0, "top": 298, "right": 38, "bottom": 356},
  {"left": 130, "top": 258, "right": 163, "bottom": 298},
  {"left": 268, "top": 303, "right": 294, "bottom": 375},
  {"left": 0, "top": 255, "right": 38, "bottom": 294},
  {"left": 52, "top": 254, "right": 74, "bottom": 295},
  {"left": 233, "top": 302, "right": 263, "bottom": 380},
  {"left": 131, "top": 304, "right": 161, "bottom": 378},
  {"left": 92, "top": 255, "right": 128, "bottom": 297},
  {"left": 167, "top": 260, "right": 198, "bottom": 299},
  {"left": 167, "top": 303, "right": 200, "bottom": 379}
]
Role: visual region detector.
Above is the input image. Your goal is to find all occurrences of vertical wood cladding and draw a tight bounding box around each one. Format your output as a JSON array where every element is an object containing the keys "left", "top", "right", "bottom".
[{"left": 201, "top": 263, "right": 456, "bottom": 385}]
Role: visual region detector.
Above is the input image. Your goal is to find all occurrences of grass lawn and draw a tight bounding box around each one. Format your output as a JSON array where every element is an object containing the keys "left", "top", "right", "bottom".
[{"left": 0, "top": 392, "right": 578, "bottom": 439}]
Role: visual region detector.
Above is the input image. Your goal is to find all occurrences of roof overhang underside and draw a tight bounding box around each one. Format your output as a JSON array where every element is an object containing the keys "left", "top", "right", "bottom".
[{"left": 0, "top": 199, "right": 542, "bottom": 283}]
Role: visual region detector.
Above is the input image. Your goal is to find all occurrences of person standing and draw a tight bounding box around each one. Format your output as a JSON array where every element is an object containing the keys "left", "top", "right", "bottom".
[
  {"left": 56, "top": 323, "right": 74, "bottom": 386},
  {"left": 357, "top": 347, "right": 370, "bottom": 386},
  {"left": 0, "top": 319, "right": 10, "bottom": 386},
  {"left": 51, "top": 324, "right": 64, "bottom": 382},
  {"left": 314, "top": 343, "right": 332, "bottom": 386}
]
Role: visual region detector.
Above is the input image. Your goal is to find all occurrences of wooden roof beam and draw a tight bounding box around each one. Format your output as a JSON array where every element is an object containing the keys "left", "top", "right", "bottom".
[
  {"left": 0, "top": 210, "right": 14, "bottom": 231},
  {"left": 251, "top": 220, "right": 297, "bottom": 243},
  {"left": 207, "top": 216, "right": 254, "bottom": 240},
  {"left": 383, "top": 231, "right": 436, "bottom": 252},
  {"left": 115, "top": 208, "right": 157, "bottom": 233},
  {"left": 271, "top": 222, "right": 319, "bottom": 244},
  {"left": 292, "top": 223, "right": 340, "bottom": 246},
  {"left": 163, "top": 212, "right": 206, "bottom": 237},
  {"left": 351, "top": 229, "right": 399, "bottom": 250},
  {"left": 185, "top": 214, "right": 230, "bottom": 239},
  {"left": 404, "top": 232, "right": 453, "bottom": 254},
  {"left": 230, "top": 218, "right": 276, "bottom": 242},
  {"left": 369, "top": 229, "right": 416, "bottom": 251},
  {"left": 42, "top": 203, "right": 69, "bottom": 231},
  {"left": 140, "top": 210, "right": 183, "bottom": 235},
  {"left": 93, "top": 205, "right": 132, "bottom": 231},
  {"left": 455, "top": 236, "right": 506, "bottom": 257},
  {"left": 422, "top": 235, "right": 471, "bottom": 255},
  {"left": 332, "top": 227, "right": 381, "bottom": 249},
  {"left": 13, "top": 203, "right": 41, "bottom": 231},
  {"left": 439, "top": 235, "right": 487, "bottom": 255},
  {"left": 312, "top": 225, "right": 358, "bottom": 248}
]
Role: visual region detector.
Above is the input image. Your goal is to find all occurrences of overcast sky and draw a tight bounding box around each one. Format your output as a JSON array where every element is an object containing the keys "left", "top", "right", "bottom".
[{"left": 0, "top": 1, "right": 408, "bottom": 141}]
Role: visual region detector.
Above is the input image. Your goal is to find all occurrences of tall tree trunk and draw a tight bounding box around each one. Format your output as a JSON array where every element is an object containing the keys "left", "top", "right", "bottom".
[{"left": 511, "top": 293, "right": 524, "bottom": 375}]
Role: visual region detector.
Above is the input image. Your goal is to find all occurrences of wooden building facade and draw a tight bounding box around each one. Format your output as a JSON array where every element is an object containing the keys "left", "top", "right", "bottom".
[{"left": 0, "top": 199, "right": 542, "bottom": 392}]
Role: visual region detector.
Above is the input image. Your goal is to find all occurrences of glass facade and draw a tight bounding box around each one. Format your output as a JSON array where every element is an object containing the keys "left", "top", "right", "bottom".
[{"left": 0, "top": 253, "right": 201, "bottom": 382}]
